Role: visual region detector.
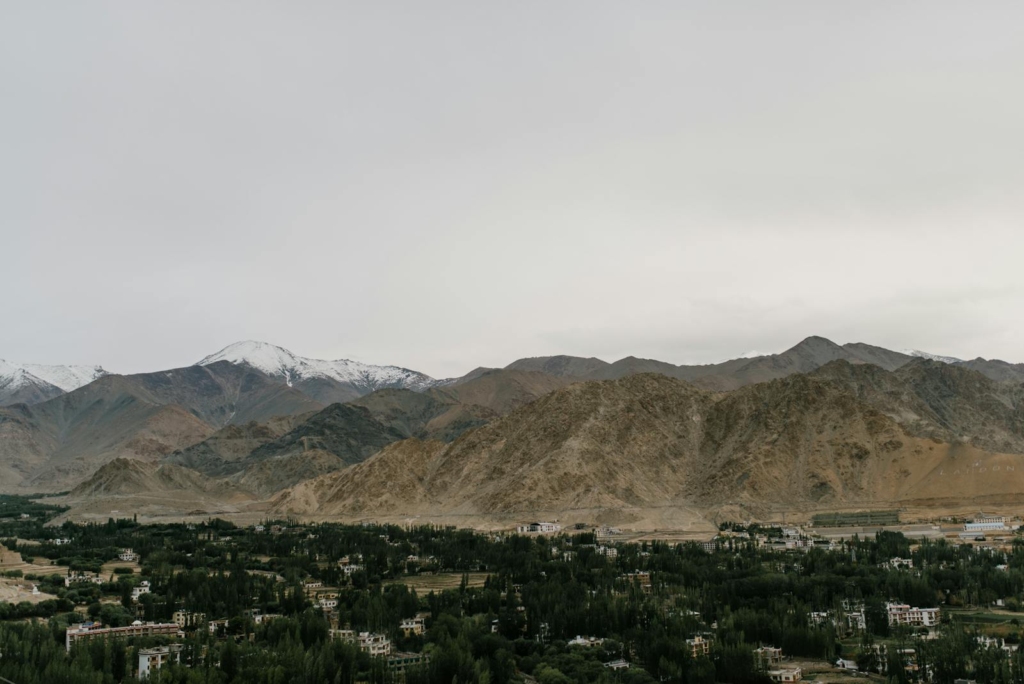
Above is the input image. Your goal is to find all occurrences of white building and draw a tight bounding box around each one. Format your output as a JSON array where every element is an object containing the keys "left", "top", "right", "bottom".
[
  {"left": 138, "top": 644, "right": 183, "bottom": 678},
  {"left": 882, "top": 557, "right": 914, "bottom": 570},
  {"left": 568, "top": 635, "right": 605, "bottom": 648},
  {"left": 400, "top": 617, "right": 425, "bottom": 637},
  {"left": 131, "top": 581, "right": 151, "bottom": 602},
  {"left": 887, "top": 602, "right": 939, "bottom": 628},
  {"left": 517, "top": 522, "right": 562, "bottom": 534},
  {"left": 119, "top": 548, "right": 139, "bottom": 562},
  {"left": 768, "top": 667, "right": 802, "bottom": 682}
]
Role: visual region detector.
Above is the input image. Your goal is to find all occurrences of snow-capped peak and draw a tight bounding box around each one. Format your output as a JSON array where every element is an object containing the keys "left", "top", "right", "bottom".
[
  {"left": 0, "top": 358, "right": 108, "bottom": 392},
  {"left": 902, "top": 349, "right": 963, "bottom": 365},
  {"left": 197, "top": 341, "right": 437, "bottom": 391}
]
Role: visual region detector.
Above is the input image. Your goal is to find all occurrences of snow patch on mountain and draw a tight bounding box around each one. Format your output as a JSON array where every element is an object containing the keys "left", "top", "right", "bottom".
[
  {"left": 0, "top": 358, "right": 108, "bottom": 392},
  {"left": 197, "top": 341, "right": 438, "bottom": 391},
  {"left": 902, "top": 349, "right": 963, "bottom": 365}
]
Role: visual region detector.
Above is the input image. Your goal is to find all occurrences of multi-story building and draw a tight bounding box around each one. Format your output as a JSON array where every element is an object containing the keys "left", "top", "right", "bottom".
[
  {"left": 65, "top": 571, "right": 104, "bottom": 588},
  {"left": 400, "top": 616, "right": 425, "bottom": 637},
  {"left": 387, "top": 651, "right": 429, "bottom": 675},
  {"left": 686, "top": 636, "right": 711, "bottom": 658},
  {"left": 138, "top": 644, "right": 183, "bottom": 679},
  {"left": 332, "top": 630, "right": 392, "bottom": 657},
  {"left": 119, "top": 548, "right": 139, "bottom": 562},
  {"left": 887, "top": 602, "right": 939, "bottom": 628},
  {"left": 131, "top": 581, "right": 151, "bottom": 602},
  {"left": 754, "top": 646, "right": 783, "bottom": 669},
  {"left": 172, "top": 611, "right": 206, "bottom": 629},
  {"left": 66, "top": 621, "right": 180, "bottom": 652}
]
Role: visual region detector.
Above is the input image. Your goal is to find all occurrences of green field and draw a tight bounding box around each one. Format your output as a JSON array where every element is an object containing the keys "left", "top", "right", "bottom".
[{"left": 812, "top": 510, "right": 900, "bottom": 527}]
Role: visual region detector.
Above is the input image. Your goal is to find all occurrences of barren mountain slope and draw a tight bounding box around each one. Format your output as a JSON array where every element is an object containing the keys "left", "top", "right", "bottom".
[
  {"left": 0, "top": 361, "right": 325, "bottom": 492},
  {"left": 273, "top": 368, "right": 1024, "bottom": 522},
  {"left": 0, "top": 374, "right": 65, "bottom": 407},
  {"left": 69, "top": 458, "right": 217, "bottom": 498},
  {"left": 163, "top": 413, "right": 314, "bottom": 474},
  {"left": 61, "top": 457, "right": 255, "bottom": 521},
  {"left": 434, "top": 369, "right": 574, "bottom": 415},
  {"left": 348, "top": 389, "right": 496, "bottom": 442},
  {"left": 694, "top": 373, "right": 921, "bottom": 506},
  {"left": 954, "top": 359, "right": 1024, "bottom": 385},
  {"left": 841, "top": 342, "right": 915, "bottom": 371},
  {"left": 893, "top": 359, "right": 1024, "bottom": 454},
  {"left": 273, "top": 374, "right": 715, "bottom": 517},
  {"left": 236, "top": 449, "right": 351, "bottom": 497},
  {"left": 583, "top": 357, "right": 683, "bottom": 382},
  {"left": 505, "top": 355, "right": 610, "bottom": 378},
  {"left": 0, "top": 396, "right": 215, "bottom": 493}
]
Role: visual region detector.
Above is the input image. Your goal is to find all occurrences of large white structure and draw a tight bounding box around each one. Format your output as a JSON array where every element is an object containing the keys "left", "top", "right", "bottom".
[
  {"left": 887, "top": 602, "right": 939, "bottom": 628},
  {"left": 517, "top": 522, "right": 562, "bottom": 534},
  {"left": 138, "top": 644, "right": 183, "bottom": 678},
  {"left": 965, "top": 520, "right": 1008, "bottom": 532}
]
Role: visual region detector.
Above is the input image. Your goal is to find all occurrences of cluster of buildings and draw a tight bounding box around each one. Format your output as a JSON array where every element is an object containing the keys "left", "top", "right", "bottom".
[
  {"left": 881, "top": 557, "right": 914, "bottom": 570},
  {"left": 568, "top": 635, "right": 605, "bottom": 648},
  {"left": 338, "top": 555, "right": 365, "bottom": 577},
  {"left": 516, "top": 522, "right": 562, "bottom": 534},
  {"left": 810, "top": 608, "right": 867, "bottom": 633}
]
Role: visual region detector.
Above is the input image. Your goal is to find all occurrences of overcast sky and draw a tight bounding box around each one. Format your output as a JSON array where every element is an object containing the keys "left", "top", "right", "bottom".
[{"left": 2, "top": 3, "right": 1023, "bottom": 378}]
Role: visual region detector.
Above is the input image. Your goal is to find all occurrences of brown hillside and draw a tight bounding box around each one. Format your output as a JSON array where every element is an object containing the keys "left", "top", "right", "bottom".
[{"left": 272, "top": 370, "right": 1024, "bottom": 523}]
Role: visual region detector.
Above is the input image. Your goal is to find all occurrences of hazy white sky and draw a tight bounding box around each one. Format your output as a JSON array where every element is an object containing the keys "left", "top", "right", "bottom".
[{"left": 2, "top": 2, "right": 1023, "bottom": 377}]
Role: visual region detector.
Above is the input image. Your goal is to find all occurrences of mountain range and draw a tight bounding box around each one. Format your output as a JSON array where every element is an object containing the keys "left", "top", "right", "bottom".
[
  {"left": 2, "top": 337, "right": 1023, "bottom": 528},
  {"left": 0, "top": 359, "right": 108, "bottom": 407}
]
